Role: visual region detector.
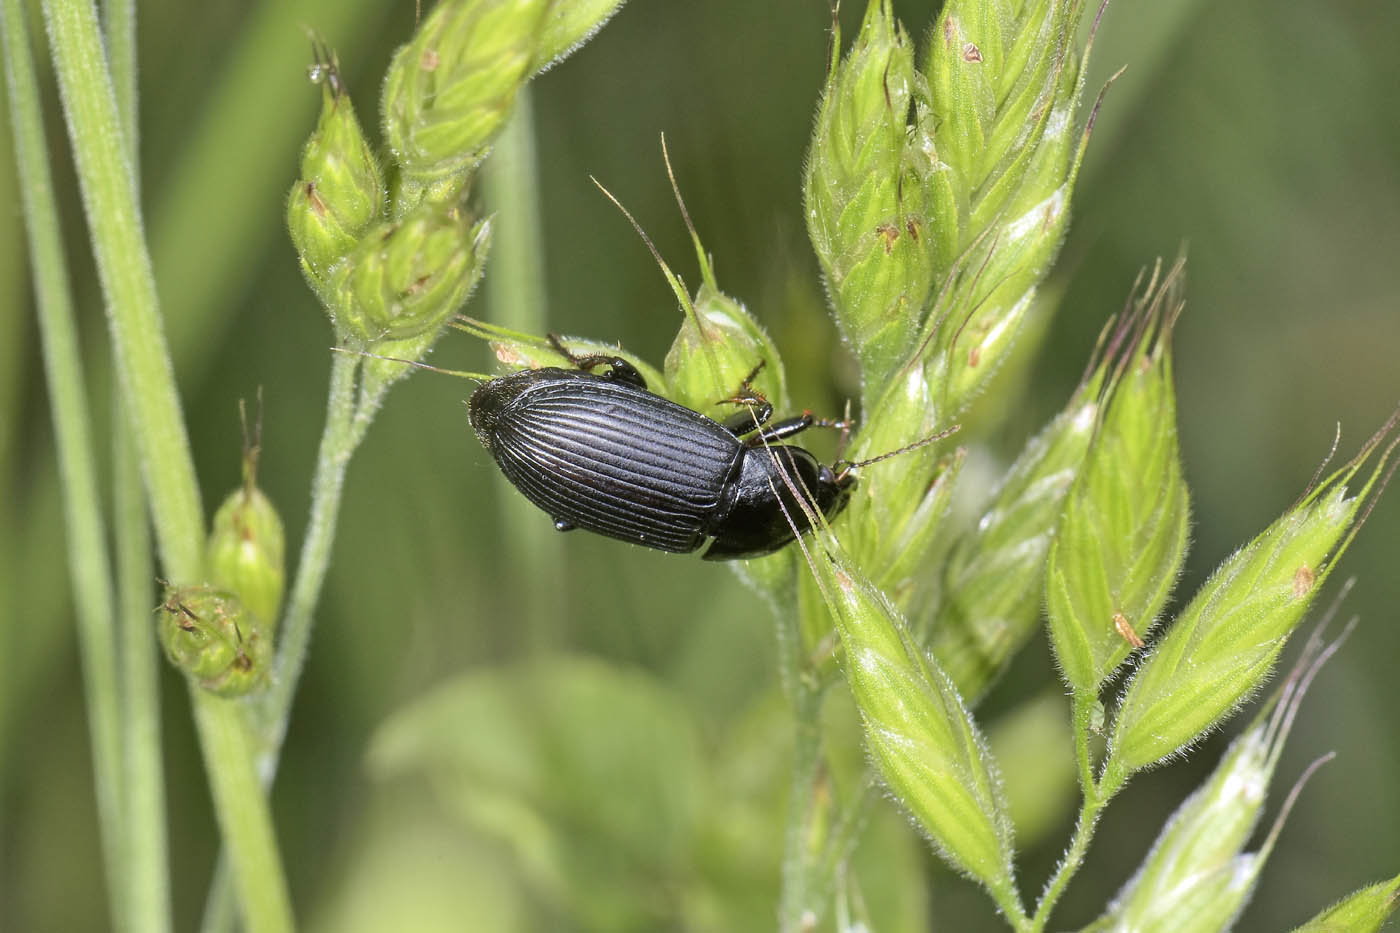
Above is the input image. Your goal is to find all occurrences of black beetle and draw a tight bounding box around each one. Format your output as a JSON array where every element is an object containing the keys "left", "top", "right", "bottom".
[{"left": 468, "top": 351, "right": 857, "bottom": 560}]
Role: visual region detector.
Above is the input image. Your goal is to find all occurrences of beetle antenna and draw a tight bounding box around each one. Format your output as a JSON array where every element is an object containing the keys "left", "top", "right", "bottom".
[
  {"left": 715, "top": 360, "right": 769, "bottom": 410},
  {"left": 835, "top": 424, "right": 961, "bottom": 477},
  {"left": 329, "top": 346, "right": 492, "bottom": 383}
]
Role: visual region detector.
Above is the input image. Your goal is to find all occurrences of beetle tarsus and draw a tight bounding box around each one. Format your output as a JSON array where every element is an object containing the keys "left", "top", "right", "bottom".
[{"left": 547, "top": 333, "right": 648, "bottom": 388}]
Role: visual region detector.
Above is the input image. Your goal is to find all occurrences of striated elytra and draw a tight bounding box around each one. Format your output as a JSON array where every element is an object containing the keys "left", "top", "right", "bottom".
[{"left": 468, "top": 356, "right": 852, "bottom": 560}]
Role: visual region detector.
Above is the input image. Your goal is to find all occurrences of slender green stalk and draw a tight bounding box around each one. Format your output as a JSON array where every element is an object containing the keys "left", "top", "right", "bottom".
[
  {"left": 480, "top": 88, "right": 564, "bottom": 649},
  {"left": 1031, "top": 787, "right": 1107, "bottom": 931},
  {"left": 997, "top": 883, "right": 1033, "bottom": 931},
  {"left": 198, "top": 872, "right": 238, "bottom": 933},
  {"left": 1029, "top": 692, "right": 1114, "bottom": 931},
  {"left": 113, "top": 408, "right": 172, "bottom": 933},
  {"left": 100, "top": 0, "right": 135, "bottom": 147},
  {"left": 256, "top": 349, "right": 360, "bottom": 764},
  {"left": 41, "top": 1, "right": 291, "bottom": 928},
  {"left": 40, "top": 0, "right": 203, "bottom": 575},
  {"left": 776, "top": 582, "right": 832, "bottom": 933},
  {"left": 190, "top": 694, "right": 295, "bottom": 933},
  {"left": 814, "top": 780, "right": 878, "bottom": 893},
  {"left": 1071, "top": 689, "right": 1097, "bottom": 798},
  {"left": 103, "top": 0, "right": 173, "bottom": 928},
  {"left": 778, "top": 679, "right": 826, "bottom": 933},
  {"left": 2, "top": 0, "right": 125, "bottom": 925}
]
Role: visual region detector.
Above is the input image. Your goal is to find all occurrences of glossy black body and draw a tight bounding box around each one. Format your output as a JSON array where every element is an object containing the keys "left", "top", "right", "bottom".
[{"left": 468, "top": 366, "right": 852, "bottom": 559}]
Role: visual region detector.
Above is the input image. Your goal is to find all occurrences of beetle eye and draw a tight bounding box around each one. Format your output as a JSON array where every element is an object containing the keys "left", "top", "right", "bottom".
[{"left": 817, "top": 465, "right": 837, "bottom": 485}]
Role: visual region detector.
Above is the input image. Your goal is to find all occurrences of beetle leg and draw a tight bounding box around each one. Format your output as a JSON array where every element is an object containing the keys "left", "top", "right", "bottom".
[
  {"left": 597, "top": 357, "right": 648, "bottom": 388},
  {"left": 715, "top": 360, "right": 777, "bottom": 435},
  {"left": 746, "top": 413, "right": 814, "bottom": 445},
  {"left": 546, "top": 332, "right": 579, "bottom": 364},
  {"left": 720, "top": 399, "right": 774, "bottom": 436},
  {"left": 546, "top": 333, "right": 649, "bottom": 388},
  {"left": 744, "top": 413, "right": 854, "bottom": 446}
]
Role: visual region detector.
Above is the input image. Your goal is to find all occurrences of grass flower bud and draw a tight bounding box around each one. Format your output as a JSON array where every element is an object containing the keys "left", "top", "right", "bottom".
[
  {"left": 157, "top": 584, "right": 269, "bottom": 697},
  {"left": 918, "top": 0, "right": 1093, "bottom": 415},
  {"left": 835, "top": 365, "right": 962, "bottom": 601},
  {"left": 1107, "top": 735, "right": 1275, "bottom": 923},
  {"left": 806, "top": 540, "right": 1016, "bottom": 903},
  {"left": 925, "top": 0, "right": 1082, "bottom": 244},
  {"left": 208, "top": 486, "right": 285, "bottom": 634},
  {"left": 805, "top": 0, "right": 935, "bottom": 393},
  {"left": 663, "top": 281, "right": 786, "bottom": 425},
  {"left": 330, "top": 200, "right": 490, "bottom": 343},
  {"left": 207, "top": 405, "right": 285, "bottom": 628},
  {"left": 1045, "top": 266, "right": 1190, "bottom": 692},
  {"left": 1292, "top": 874, "right": 1400, "bottom": 933},
  {"left": 382, "top": 0, "right": 549, "bottom": 198},
  {"left": 287, "top": 49, "right": 385, "bottom": 294},
  {"left": 532, "top": 0, "right": 626, "bottom": 75},
  {"left": 934, "top": 385, "right": 1099, "bottom": 699},
  {"left": 1095, "top": 630, "right": 1349, "bottom": 931},
  {"left": 1091, "top": 854, "right": 1262, "bottom": 933},
  {"left": 1110, "top": 411, "right": 1399, "bottom": 773}
]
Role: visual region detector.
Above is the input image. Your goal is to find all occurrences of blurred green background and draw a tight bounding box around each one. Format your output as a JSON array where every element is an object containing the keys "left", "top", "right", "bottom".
[{"left": 3, "top": 0, "right": 1398, "bottom": 929}]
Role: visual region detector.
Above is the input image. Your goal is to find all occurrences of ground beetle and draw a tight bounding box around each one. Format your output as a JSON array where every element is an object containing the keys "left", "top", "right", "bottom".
[{"left": 468, "top": 347, "right": 860, "bottom": 560}]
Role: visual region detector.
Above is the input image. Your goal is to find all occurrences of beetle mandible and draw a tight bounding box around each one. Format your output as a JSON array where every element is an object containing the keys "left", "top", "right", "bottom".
[{"left": 468, "top": 345, "right": 861, "bottom": 560}]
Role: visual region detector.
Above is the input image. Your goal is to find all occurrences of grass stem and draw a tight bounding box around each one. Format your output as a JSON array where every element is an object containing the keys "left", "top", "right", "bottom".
[
  {"left": 1, "top": 1, "right": 125, "bottom": 924},
  {"left": 41, "top": 0, "right": 291, "bottom": 927}
]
